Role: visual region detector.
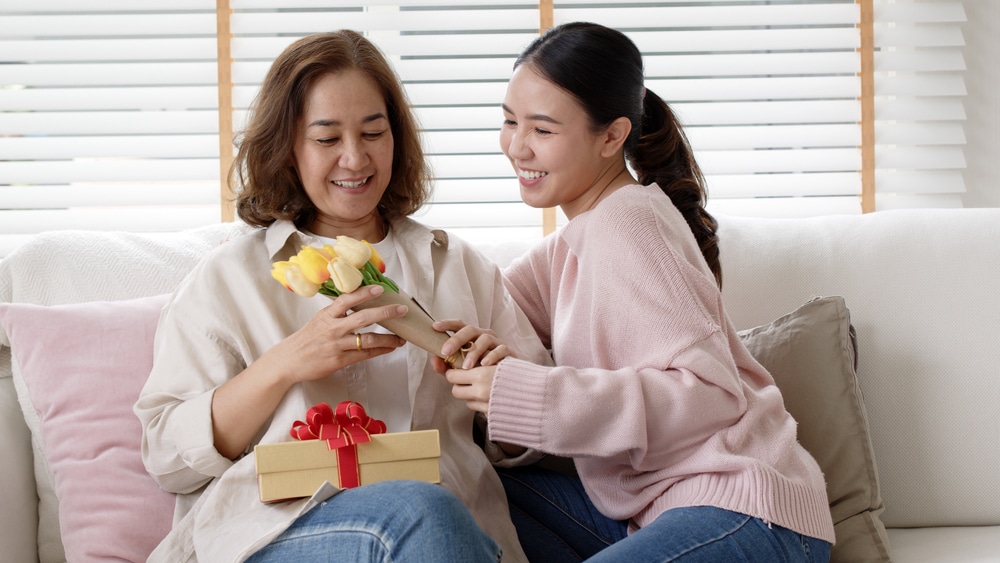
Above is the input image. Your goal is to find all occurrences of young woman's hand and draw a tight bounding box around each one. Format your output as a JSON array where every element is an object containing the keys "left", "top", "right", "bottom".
[
  {"left": 442, "top": 364, "right": 496, "bottom": 414},
  {"left": 431, "top": 320, "right": 524, "bottom": 454},
  {"left": 432, "top": 319, "right": 513, "bottom": 372}
]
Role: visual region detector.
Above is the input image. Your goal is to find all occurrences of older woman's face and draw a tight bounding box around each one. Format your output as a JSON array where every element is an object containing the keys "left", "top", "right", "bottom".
[{"left": 292, "top": 69, "right": 394, "bottom": 240}]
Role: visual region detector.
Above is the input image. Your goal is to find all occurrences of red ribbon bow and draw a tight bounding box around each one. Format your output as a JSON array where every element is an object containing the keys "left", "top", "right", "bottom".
[{"left": 290, "top": 401, "right": 387, "bottom": 489}]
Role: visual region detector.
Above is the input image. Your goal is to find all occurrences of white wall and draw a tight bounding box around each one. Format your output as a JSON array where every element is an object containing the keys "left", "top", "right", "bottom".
[{"left": 961, "top": 0, "right": 1000, "bottom": 208}]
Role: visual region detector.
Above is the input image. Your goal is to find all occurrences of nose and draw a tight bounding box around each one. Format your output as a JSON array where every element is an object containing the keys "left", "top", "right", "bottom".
[
  {"left": 503, "top": 126, "right": 531, "bottom": 160},
  {"left": 339, "top": 139, "right": 368, "bottom": 170}
]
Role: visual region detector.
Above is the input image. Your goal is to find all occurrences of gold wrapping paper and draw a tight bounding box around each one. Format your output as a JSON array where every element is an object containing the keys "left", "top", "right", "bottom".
[{"left": 348, "top": 290, "right": 466, "bottom": 369}]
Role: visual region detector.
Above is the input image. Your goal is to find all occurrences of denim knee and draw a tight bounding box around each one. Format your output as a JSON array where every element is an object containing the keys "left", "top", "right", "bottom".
[
  {"left": 375, "top": 480, "right": 471, "bottom": 528},
  {"left": 249, "top": 481, "right": 501, "bottom": 562}
]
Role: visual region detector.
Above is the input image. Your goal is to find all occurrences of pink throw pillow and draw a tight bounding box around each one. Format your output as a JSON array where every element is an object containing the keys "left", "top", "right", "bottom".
[{"left": 0, "top": 295, "right": 174, "bottom": 562}]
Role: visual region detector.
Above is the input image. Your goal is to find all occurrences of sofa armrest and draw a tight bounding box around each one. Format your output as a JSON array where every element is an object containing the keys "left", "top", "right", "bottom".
[{"left": 0, "top": 349, "right": 37, "bottom": 563}]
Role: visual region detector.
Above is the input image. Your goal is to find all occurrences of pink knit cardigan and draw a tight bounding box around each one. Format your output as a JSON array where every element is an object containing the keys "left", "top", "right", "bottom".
[{"left": 488, "top": 183, "right": 835, "bottom": 543}]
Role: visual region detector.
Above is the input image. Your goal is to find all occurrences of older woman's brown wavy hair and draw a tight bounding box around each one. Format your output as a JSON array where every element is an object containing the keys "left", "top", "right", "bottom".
[{"left": 232, "top": 30, "right": 430, "bottom": 228}]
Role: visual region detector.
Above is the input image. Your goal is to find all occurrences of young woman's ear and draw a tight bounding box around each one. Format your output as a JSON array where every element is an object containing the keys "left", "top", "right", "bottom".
[{"left": 600, "top": 116, "right": 632, "bottom": 158}]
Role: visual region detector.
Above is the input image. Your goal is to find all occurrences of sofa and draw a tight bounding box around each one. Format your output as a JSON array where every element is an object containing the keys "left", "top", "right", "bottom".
[{"left": 0, "top": 208, "right": 997, "bottom": 563}]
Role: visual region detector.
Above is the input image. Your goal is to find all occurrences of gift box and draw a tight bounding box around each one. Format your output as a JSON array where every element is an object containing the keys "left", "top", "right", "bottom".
[
  {"left": 255, "top": 430, "right": 441, "bottom": 502},
  {"left": 254, "top": 402, "right": 441, "bottom": 503}
]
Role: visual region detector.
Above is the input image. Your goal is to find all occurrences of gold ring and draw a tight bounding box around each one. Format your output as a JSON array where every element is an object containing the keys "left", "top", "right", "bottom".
[{"left": 356, "top": 333, "right": 363, "bottom": 351}]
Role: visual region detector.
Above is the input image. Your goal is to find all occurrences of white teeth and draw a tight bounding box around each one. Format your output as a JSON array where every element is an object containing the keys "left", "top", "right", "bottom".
[
  {"left": 519, "top": 170, "right": 547, "bottom": 180},
  {"left": 334, "top": 177, "right": 368, "bottom": 188}
]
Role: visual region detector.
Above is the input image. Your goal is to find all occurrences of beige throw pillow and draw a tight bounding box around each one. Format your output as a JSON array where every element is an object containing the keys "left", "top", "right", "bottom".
[{"left": 739, "top": 296, "right": 891, "bottom": 563}]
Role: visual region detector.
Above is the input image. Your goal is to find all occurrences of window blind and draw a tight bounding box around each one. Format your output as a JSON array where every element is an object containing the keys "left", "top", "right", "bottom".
[
  {"left": 0, "top": 0, "right": 968, "bottom": 257},
  {"left": 0, "top": 1, "right": 221, "bottom": 257},
  {"left": 872, "top": 0, "right": 967, "bottom": 210},
  {"left": 553, "top": 1, "right": 864, "bottom": 222}
]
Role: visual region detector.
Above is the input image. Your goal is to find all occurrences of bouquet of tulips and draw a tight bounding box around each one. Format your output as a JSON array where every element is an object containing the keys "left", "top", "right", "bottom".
[{"left": 271, "top": 236, "right": 465, "bottom": 368}]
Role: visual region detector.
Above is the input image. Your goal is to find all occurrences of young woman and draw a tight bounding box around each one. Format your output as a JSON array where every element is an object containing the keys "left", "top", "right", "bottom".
[
  {"left": 436, "top": 22, "right": 835, "bottom": 562},
  {"left": 135, "top": 30, "right": 549, "bottom": 563}
]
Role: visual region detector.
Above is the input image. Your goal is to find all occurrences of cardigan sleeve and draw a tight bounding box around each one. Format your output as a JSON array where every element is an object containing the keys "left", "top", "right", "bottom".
[{"left": 501, "top": 237, "right": 558, "bottom": 349}]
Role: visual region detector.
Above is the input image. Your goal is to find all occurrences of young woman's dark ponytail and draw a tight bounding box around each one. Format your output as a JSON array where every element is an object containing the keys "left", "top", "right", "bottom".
[{"left": 630, "top": 89, "right": 722, "bottom": 288}]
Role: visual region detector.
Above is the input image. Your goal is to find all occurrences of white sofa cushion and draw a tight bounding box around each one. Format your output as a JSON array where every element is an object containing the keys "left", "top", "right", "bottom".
[
  {"left": 887, "top": 527, "right": 1000, "bottom": 562},
  {"left": 718, "top": 209, "right": 1000, "bottom": 529}
]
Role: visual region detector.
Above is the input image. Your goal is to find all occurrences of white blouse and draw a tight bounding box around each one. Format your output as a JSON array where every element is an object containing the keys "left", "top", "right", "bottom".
[{"left": 310, "top": 229, "right": 411, "bottom": 433}]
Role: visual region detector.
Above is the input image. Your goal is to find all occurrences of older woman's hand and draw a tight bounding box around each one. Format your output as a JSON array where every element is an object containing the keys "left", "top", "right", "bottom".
[
  {"left": 213, "top": 285, "right": 406, "bottom": 459},
  {"left": 275, "top": 285, "right": 407, "bottom": 384}
]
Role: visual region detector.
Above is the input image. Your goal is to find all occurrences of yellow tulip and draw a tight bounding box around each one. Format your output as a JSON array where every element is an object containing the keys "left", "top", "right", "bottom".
[
  {"left": 328, "top": 258, "right": 364, "bottom": 294},
  {"left": 364, "top": 240, "right": 386, "bottom": 273},
  {"left": 284, "top": 264, "right": 321, "bottom": 297},
  {"left": 333, "top": 236, "right": 372, "bottom": 270},
  {"left": 270, "top": 260, "right": 292, "bottom": 290},
  {"left": 289, "top": 246, "right": 332, "bottom": 285}
]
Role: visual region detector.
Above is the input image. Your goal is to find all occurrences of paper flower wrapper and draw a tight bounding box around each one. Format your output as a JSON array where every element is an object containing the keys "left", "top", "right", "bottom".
[
  {"left": 347, "top": 290, "right": 466, "bottom": 369},
  {"left": 271, "top": 237, "right": 465, "bottom": 369}
]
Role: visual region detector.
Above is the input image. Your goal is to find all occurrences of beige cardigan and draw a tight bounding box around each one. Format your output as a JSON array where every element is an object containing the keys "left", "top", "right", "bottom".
[{"left": 136, "top": 218, "right": 551, "bottom": 562}]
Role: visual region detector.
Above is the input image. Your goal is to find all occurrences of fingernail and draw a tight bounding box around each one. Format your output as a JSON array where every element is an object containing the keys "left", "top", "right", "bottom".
[
  {"left": 395, "top": 305, "right": 407, "bottom": 315},
  {"left": 370, "top": 285, "right": 383, "bottom": 295},
  {"left": 441, "top": 343, "right": 454, "bottom": 355}
]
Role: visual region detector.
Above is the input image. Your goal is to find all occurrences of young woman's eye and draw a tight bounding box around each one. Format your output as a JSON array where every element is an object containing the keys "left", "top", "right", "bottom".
[
  {"left": 502, "top": 118, "right": 516, "bottom": 127},
  {"left": 317, "top": 137, "right": 338, "bottom": 145},
  {"left": 535, "top": 128, "right": 552, "bottom": 136},
  {"left": 363, "top": 131, "right": 386, "bottom": 140}
]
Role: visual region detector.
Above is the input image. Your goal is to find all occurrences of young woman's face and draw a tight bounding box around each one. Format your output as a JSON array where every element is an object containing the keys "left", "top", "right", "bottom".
[
  {"left": 293, "top": 70, "right": 394, "bottom": 240},
  {"left": 499, "top": 65, "right": 613, "bottom": 219}
]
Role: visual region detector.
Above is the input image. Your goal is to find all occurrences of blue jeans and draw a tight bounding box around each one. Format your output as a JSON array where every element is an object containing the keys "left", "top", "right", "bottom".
[
  {"left": 247, "top": 480, "right": 501, "bottom": 562},
  {"left": 498, "top": 465, "right": 831, "bottom": 562}
]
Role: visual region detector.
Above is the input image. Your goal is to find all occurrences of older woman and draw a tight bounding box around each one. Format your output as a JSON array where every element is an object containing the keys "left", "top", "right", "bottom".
[{"left": 136, "top": 30, "right": 549, "bottom": 563}]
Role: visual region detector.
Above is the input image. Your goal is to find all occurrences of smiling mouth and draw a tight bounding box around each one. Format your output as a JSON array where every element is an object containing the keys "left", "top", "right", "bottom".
[
  {"left": 519, "top": 169, "right": 547, "bottom": 180},
  {"left": 333, "top": 176, "right": 370, "bottom": 189}
]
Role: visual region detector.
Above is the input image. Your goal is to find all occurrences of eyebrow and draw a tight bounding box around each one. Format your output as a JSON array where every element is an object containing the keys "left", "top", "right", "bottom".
[
  {"left": 501, "top": 103, "right": 561, "bottom": 125},
  {"left": 307, "top": 112, "right": 388, "bottom": 128}
]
